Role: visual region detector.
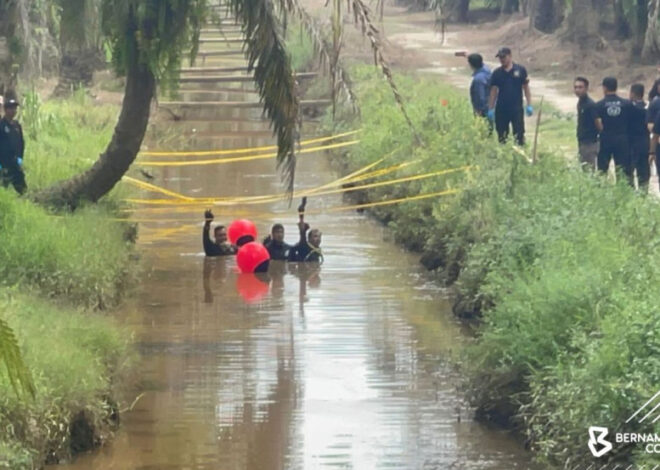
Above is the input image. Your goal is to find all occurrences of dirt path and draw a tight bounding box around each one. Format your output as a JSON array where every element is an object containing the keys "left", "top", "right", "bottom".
[{"left": 378, "top": 8, "right": 576, "bottom": 114}]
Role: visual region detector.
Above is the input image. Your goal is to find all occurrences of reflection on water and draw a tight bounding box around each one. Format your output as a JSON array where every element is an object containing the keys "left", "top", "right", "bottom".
[{"left": 51, "top": 44, "right": 541, "bottom": 470}]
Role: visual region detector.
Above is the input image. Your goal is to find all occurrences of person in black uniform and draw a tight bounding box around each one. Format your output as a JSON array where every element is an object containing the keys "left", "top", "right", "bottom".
[
  {"left": 202, "top": 210, "right": 237, "bottom": 257},
  {"left": 628, "top": 83, "right": 651, "bottom": 190},
  {"left": 262, "top": 223, "right": 291, "bottom": 261},
  {"left": 287, "top": 198, "right": 323, "bottom": 263},
  {"left": 647, "top": 79, "right": 660, "bottom": 173},
  {"left": 0, "top": 98, "right": 27, "bottom": 194},
  {"left": 574, "top": 77, "right": 599, "bottom": 171},
  {"left": 595, "top": 77, "right": 633, "bottom": 183},
  {"left": 287, "top": 221, "right": 323, "bottom": 263},
  {"left": 487, "top": 47, "right": 533, "bottom": 145}
]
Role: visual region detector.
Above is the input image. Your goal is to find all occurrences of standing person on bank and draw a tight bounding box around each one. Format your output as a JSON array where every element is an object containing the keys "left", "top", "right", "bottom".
[
  {"left": 573, "top": 77, "right": 599, "bottom": 170},
  {"left": 629, "top": 83, "right": 651, "bottom": 190},
  {"left": 0, "top": 97, "right": 26, "bottom": 194},
  {"left": 467, "top": 53, "right": 491, "bottom": 118},
  {"left": 487, "top": 47, "right": 533, "bottom": 145},
  {"left": 595, "top": 77, "right": 633, "bottom": 183}
]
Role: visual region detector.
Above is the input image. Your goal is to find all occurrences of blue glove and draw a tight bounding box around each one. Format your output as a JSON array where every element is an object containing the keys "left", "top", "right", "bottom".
[
  {"left": 526, "top": 105, "right": 533, "bottom": 117},
  {"left": 487, "top": 109, "right": 495, "bottom": 121},
  {"left": 16, "top": 157, "right": 22, "bottom": 166}
]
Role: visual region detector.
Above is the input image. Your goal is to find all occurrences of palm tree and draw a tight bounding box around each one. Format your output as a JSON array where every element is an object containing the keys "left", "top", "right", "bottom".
[{"left": 34, "top": 0, "right": 411, "bottom": 208}]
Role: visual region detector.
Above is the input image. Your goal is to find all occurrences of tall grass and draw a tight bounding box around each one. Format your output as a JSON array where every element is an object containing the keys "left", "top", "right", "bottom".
[
  {"left": 0, "top": 91, "right": 135, "bottom": 468},
  {"left": 0, "top": 291, "right": 131, "bottom": 468},
  {"left": 324, "top": 64, "right": 660, "bottom": 468}
]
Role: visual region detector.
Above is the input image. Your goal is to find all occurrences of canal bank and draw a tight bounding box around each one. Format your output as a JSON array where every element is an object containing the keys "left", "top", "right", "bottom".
[
  {"left": 50, "top": 23, "right": 541, "bottom": 470},
  {"left": 318, "top": 64, "right": 660, "bottom": 468}
]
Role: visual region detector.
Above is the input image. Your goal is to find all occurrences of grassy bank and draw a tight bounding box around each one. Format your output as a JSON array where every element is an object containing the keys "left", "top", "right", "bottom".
[
  {"left": 0, "top": 91, "right": 135, "bottom": 469},
  {"left": 322, "top": 65, "right": 660, "bottom": 468}
]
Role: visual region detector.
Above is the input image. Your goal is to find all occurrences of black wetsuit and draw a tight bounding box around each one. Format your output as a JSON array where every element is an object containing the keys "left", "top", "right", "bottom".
[
  {"left": 263, "top": 237, "right": 291, "bottom": 261},
  {"left": 203, "top": 221, "right": 237, "bottom": 257},
  {"left": 596, "top": 94, "right": 632, "bottom": 181},
  {"left": 0, "top": 117, "right": 26, "bottom": 194},
  {"left": 288, "top": 226, "right": 323, "bottom": 263},
  {"left": 629, "top": 100, "right": 650, "bottom": 188}
]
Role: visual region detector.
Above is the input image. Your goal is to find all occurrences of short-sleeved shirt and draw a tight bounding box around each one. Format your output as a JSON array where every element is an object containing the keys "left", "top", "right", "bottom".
[
  {"left": 647, "top": 96, "right": 660, "bottom": 125},
  {"left": 652, "top": 109, "right": 660, "bottom": 135},
  {"left": 577, "top": 95, "right": 598, "bottom": 143},
  {"left": 595, "top": 94, "right": 632, "bottom": 139},
  {"left": 629, "top": 100, "right": 648, "bottom": 138},
  {"left": 490, "top": 63, "right": 529, "bottom": 111}
]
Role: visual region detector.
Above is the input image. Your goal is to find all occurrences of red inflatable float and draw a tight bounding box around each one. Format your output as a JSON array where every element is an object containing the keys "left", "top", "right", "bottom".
[
  {"left": 236, "top": 273, "right": 270, "bottom": 304},
  {"left": 236, "top": 241, "right": 270, "bottom": 273},
  {"left": 228, "top": 219, "right": 257, "bottom": 246}
]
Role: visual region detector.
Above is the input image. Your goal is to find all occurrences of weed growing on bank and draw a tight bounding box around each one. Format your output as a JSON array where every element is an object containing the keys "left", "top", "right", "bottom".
[
  {"left": 325, "top": 64, "right": 660, "bottom": 468},
  {"left": 0, "top": 92, "right": 135, "bottom": 468},
  {"left": 0, "top": 291, "right": 131, "bottom": 469}
]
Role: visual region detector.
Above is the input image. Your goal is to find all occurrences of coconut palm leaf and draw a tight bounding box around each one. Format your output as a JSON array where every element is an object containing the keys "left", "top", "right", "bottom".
[
  {"left": 225, "top": 0, "right": 300, "bottom": 193},
  {"left": 0, "top": 317, "right": 35, "bottom": 399}
]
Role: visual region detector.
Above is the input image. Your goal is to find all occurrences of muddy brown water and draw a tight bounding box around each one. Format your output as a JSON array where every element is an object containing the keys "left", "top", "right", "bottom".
[{"left": 52, "top": 62, "right": 542, "bottom": 470}]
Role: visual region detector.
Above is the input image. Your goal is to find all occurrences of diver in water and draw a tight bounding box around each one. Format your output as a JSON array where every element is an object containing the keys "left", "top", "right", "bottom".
[
  {"left": 287, "top": 197, "right": 323, "bottom": 263},
  {"left": 202, "top": 209, "right": 238, "bottom": 257},
  {"left": 262, "top": 223, "right": 292, "bottom": 261}
]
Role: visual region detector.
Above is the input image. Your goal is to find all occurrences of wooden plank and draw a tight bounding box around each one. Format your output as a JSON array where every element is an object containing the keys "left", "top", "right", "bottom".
[
  {"left": 159, "top": 99, "right": 332, "bottom": 108},
  {"left": 178, "top": 66, "right": 250, "bottom": 74},
  {"left": 179, "top": 72, "right": 318, "bottom": 83},
  {"left": 198, "top": 50, "right": 245, "bottom": 57},
  {"left": 198, "top": 38, "right": 245, "bottom": 43}
]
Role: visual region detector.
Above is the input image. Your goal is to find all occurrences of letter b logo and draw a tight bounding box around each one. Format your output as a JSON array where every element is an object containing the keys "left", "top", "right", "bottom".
[{"left": 588, "top": 426, "right": 613, "bottom": 458}]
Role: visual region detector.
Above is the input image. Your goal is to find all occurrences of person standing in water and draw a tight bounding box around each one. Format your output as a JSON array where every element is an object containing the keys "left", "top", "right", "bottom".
[
  {"left": 202, "top": 210, "right": 238, "bottom": 257},
  {"left": 262, "top": 223, "right": 291, "bottom": 261},
  {"left": 288, "top": 197, "right": 323, "bottom": 263}
]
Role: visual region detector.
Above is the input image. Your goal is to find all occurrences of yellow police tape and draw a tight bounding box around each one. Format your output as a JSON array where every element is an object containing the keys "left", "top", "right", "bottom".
[
  {"left": 139, "top": 129, "right": 362, "bottom": 157},
  {"left": 136, "top": 140, "right": 360, "bottom": 167},
  {"left": 122, "top": 176, "right": 194, "bottom": 201},
  {"left": 122, "top": 158, "right": 386, "bottom": 207},
  {"left": 110, "top": 188, "right": 461, "bottom": 224},
  {"left": 123, "top": 165, "right": 471, "bottom": 207}
]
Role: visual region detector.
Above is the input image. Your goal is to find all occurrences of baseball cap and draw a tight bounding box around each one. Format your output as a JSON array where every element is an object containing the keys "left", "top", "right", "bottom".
[
  {"left": 495, "top": 47, "right": 512, "bottom": 58},
  {"left": 4, "top": 98, "right": 19, "bottom": 107}
]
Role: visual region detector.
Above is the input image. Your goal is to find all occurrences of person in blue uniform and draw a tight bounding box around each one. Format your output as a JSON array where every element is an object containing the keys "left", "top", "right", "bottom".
[
  {"left": 628, "top": 83, "right": 651, "bottom": 190},
  {"left": 0, "top": 97, "right": 27, "bottom": 194},
  {"left": 595, "top": 77, "right": 633, "bottom": 183}
]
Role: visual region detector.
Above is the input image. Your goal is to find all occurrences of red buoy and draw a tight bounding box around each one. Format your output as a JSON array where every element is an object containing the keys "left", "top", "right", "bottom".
[
  {"left": 228, "top": 219, "right": 257, "bottom": 246},
  {"left": 236, "top": 241, "right": 270, "bottom": 273},
  {"left": 236, "top": 273, "right": 269, "bottom": 304}
]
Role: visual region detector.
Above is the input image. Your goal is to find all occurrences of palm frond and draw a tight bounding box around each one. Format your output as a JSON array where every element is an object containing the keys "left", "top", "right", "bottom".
[
  {"left": 347, "top": 0, "right": 423, "bottom": 144},
  {"left": 0, "top": 317, "right": 35, "bottom": 399},
  {"left": 226, "top": 0, "right": 299, "bottom": 194}
]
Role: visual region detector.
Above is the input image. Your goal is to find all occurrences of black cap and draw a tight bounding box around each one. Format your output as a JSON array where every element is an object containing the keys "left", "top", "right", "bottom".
[
  {"left": 4, "top": 99, "right": 19, "bottom": 107},
  {"left": 495, "top": 47, "right": 512, "bottom": 58}
]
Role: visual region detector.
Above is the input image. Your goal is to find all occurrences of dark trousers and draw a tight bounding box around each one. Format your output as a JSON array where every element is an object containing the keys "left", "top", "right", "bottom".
[
  {"left": 1, "top": 164, "right": 27, "bottom": 195},
  {"left": 630, "top": 136, "right": 650, "bottom": 189},
  {"left": 495, "top": 107, "right": 525, "bottom": 145},
  {"left": 598, "top": 135, "right": 631, "bottom": 185}
]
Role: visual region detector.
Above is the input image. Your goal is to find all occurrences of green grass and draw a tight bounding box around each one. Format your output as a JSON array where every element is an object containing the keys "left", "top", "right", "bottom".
[
  {"left": 322, "top": 64, "right": 660, "bottom": 468},
  {"left": 0, "top": 91, "right": 135, "bottom": 468},
  {"left": 0, "top": 291, "right": 131, "bottom": 469}
]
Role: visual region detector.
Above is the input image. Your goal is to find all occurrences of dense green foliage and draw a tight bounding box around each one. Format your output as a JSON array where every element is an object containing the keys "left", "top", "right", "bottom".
[
  {"left": 0, "top": 95, "right": 134, "bottom": 468},
  {"left": 0, "top": 292, "right": 130, "bottom": 469},
  {"left": 1, "top": 92, "right": 134, "bottom": 308},
  {"left": 325, "top": 65, "right": 660, "bottom": 468}
]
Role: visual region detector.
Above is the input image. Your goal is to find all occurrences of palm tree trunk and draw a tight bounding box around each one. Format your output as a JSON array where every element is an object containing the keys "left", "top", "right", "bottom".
[
  {"left": 643, "top": 0, "right": 660, "bottom": 61},
  {"left": 34, "top": 52, "right": 155, "bottom": 208}
]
